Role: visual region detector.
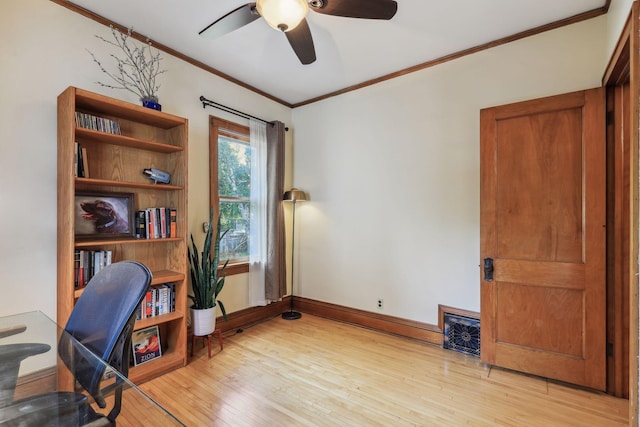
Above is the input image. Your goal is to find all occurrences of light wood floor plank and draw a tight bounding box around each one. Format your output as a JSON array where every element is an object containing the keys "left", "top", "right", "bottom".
[{"left": 124, "top": 315, "right": 627, "bottom": 426}]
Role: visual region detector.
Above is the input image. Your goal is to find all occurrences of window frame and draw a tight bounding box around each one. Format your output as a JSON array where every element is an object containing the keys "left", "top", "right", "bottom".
[{"left": 209, "top": 116, "right": 250, "bottom": 276}]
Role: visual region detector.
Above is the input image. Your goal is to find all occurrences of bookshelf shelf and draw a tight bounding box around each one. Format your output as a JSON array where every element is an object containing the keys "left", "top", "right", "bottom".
[
  {"left": 74, "top": 237, "right": 183, "bottom": 248},
  {"left": 135, "top": 310, "right": 184, "bottom": 330},
  {"left": 75, "top": 127, "right": 184, "bottom": 153},
  {"left": 76, "top": 177, "right": 183, "bottom": 191},
  {"left": 58, "top": 86, "right": 188, "bottom": 384}
]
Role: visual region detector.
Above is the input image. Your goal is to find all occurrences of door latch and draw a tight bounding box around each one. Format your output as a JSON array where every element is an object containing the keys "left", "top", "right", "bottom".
[{"left": 483, "top": 258, "right": 494, "bottom": 282}]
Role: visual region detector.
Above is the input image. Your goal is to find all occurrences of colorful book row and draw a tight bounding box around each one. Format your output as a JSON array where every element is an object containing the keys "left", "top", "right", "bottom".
[
  {"left": 75, "top": 111, "right": 122, "bottom": 135},
  {"left": 135, "top": 284, "right": 176, "bottom": 320},
  {"left": 74, "top": 249, "right": 112, "bottom": 288},
  {"left": 135, "top": 208, "right": 177, "bottom": 239}
]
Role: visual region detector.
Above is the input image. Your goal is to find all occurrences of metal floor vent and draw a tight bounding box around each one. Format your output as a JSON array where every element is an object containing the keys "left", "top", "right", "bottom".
[{"left": 443, "top": 313, "right": 480, "bottom": 357}]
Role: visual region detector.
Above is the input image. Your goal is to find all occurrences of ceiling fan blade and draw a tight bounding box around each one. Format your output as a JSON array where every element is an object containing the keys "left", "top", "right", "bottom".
[
  {"left": 199, "top": 3, "right": 260, "bottom": 39},
  {"left": 311, "top": 0, "right": 397, "bottom": 20},
  {"left": 285, "top": 19, "right": 316, "bottom": 65}
]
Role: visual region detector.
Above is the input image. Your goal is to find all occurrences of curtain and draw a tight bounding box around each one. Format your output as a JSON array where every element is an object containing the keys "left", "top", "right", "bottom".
[
  {"left": 265, "top": 121, "right": 287, "bottom": 301},
  {"left": 249, "top": 119, "right": 268, "bottom": 306},
  {"left": 248, "top": 119, "right": 286, "bottom": 305}
]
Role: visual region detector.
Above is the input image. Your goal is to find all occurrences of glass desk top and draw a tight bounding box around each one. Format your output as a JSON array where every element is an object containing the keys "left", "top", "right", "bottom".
[{"left": 0, "top": 311, "right": 184, "bottom": 426}]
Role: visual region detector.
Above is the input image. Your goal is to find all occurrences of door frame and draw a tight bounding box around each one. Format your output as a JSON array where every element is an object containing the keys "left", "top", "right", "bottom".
[{"left": 602, "top": 2, "right": 639, "bottom": 424}]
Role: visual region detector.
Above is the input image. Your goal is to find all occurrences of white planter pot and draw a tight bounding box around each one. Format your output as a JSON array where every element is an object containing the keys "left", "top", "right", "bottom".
[{"left": 191, "top": 307, "right": 216, "bottom": 336}]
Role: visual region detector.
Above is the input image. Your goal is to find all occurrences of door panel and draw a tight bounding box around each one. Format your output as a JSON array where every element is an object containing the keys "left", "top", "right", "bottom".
[{"left": 480, "top": 88, "right": 606, "bottom": 390}]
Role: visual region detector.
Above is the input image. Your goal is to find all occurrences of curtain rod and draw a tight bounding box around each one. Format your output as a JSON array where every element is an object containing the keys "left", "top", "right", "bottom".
[{"left": 199, "top": 96, "right": 288, "bottom": 131}]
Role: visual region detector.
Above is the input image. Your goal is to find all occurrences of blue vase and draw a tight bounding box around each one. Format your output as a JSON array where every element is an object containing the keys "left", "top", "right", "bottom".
[{"left": 141, "top": 97, "right": 162, "bottom": 111}]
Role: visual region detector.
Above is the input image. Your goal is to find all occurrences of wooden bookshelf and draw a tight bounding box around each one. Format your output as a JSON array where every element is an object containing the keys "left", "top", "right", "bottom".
[{"left": 57, "top": 86, "right": 188, "bottom": 384}]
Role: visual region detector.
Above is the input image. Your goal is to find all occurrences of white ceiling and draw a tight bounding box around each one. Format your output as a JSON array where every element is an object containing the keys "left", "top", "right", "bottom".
[{"left": 66, "top": 0, "right": 607, "bottom": 106}]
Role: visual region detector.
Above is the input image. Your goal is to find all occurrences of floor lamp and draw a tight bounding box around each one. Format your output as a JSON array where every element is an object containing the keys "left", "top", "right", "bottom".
[{"left": 282, "top": 187, "right": 308, "bottom": 320}]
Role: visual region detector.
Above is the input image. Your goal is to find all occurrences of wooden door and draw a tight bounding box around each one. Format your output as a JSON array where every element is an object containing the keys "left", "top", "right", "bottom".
[{"left": 480, "top": 88, "right": 606, "bottom": 390}]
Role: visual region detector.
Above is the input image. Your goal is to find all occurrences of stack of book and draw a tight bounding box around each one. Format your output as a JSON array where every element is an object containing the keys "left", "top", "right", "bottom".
[
  {"left": 135, "top": 284, "right": 176, "bottom": 320},
  {"left": 74, "top": 142, "right": 89, "bottom": 178},
  {"left": 74, "top": 249, "right": 112, "bottom": 288},
  {"left": 135, "top": 208, "right": 177, "bottom": 239},
  {"left": 75, "top": 111, "right": 121, "bottom": 134}
]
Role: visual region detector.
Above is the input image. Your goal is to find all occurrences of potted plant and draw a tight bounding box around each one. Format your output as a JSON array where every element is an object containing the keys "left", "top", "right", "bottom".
[{"left": 188, "top": 210, "right": 229, "bottom": 336}]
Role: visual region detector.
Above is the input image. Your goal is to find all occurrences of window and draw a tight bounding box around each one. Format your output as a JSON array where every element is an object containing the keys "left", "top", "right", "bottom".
[
  {"left": 209, "top": 117, "right": 251, "bottom": 274},
  {"left": 218, "top": 135, "right": 250, "bottom": 260}
]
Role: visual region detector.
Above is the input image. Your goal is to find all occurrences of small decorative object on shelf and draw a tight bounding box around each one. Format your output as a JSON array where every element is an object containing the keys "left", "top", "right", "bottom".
[
  {"left": 88, "top": 26, "right": 166, "bottom": 110},
  {"left": 143, "top": 167, "right": 171, "bottom": 184},
  {"left": 141, "top": 96, "right": 162, "bottom": 111}
]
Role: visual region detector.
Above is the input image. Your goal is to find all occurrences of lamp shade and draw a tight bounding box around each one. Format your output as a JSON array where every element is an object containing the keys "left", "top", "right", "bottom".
[
  {"left": 283, "top": 188, "right": 308, "bottom": 202},
  {"left": 256, "top": 0, "right": 308, "bottom": 32}
]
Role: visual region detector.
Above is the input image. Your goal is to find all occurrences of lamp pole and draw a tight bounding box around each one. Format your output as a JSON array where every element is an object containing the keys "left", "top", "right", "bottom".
[{"left": 282, "top": 188, "right": 307, "bottom": 320}]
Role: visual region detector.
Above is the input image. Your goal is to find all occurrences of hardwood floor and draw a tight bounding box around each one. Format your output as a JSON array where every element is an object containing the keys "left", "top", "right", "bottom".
[{"left": 125, "top": 315, "right": 628, "bottom": 426}]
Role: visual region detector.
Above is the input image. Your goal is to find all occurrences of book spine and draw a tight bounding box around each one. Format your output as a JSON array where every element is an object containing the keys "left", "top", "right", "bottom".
[
  {"left": 81, "top": 147, "right": 89, "bottom": 178},
  {"left": 160, "top": 207, "right": 167, "bottom": 238},
  {"left": 145, "top": 290, "right": 153, "bottom": 318},
  {"left": 76, "top": 145, "right": 84, "bottom": 178},
  {"left": 74, "top": 142, "right": 78, "bottom": 177},
  {"left": 154, "top": 208, "right": 161, "bottom": 239},
  {"left": 74, "top": 250, "right": 80, "bottom": 288},
  {"left": 149, "top": 209, "right": 156, "bottom": 239},
  {"left": 170, "top": 208, "right": 176, "bottom": 238}
]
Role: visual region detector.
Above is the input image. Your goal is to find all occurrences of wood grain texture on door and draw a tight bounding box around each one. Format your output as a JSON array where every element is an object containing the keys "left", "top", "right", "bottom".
[{"left": 480, "top": 88, "right": 606, "bottom": 390}]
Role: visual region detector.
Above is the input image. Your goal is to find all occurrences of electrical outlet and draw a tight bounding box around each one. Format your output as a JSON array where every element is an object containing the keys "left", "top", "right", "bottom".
[{"left": 377, "top": 299, "right": 383, "bottom": 310}]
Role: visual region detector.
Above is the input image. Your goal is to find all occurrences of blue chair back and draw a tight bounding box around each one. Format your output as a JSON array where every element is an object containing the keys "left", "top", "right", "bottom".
[{"left": 60, "top": 261, "right": 151, "bottom": 407}]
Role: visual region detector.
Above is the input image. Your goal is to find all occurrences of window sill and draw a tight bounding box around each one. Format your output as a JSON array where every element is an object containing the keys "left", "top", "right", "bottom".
[{"left": 220, "top": 261, "right": 249, "bottom": 276}]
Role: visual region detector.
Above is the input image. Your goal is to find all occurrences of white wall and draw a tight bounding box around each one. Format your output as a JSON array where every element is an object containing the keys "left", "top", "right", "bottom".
[
  {"left": 0, "top": 0, "right": 632, "bottom": 329},
  {"left": 0, "top": 0, "right": 292, "bottom": 320},
  {"left": 607, "top": 0, "right": 635, "bottom": 56},
  {"left": 291, "top": 17, "right": 608, "bottom": 325}
]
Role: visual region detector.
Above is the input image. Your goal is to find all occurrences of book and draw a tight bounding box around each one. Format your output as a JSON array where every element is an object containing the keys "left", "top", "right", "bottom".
[
  {"left": 74, "top": 142, "right": 78, "bottom": 177},
  {"left": 144, "top": 290, "right": 153, "bottom": 318},
  {"left": 74, "top": 250, "right": 80, "bottom": 288},
  {"left": 159, "top": 207, "right": 167, "bottom": 238},
  {"left": 81, "top": 146, "right": 89, "bottom": 178},
  {"left": 170, "top": 208, "right": 177, "bottom": 238},
  {"left": 78, "top": 250, "right": 85, "bottom": 288},
  {"left": 135, "top": 210, "right": 146, "bottom": 239},
  {"left": 77, "top": 143, "right": 84, "bottom": 178},
  {"left": 131, "top": 325, "right": 162, "bottom": 366}
]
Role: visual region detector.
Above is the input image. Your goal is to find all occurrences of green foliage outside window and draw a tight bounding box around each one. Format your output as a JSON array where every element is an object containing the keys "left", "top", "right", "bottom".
[{"left": 218, "top": 137, "right": 250, "bottom": 260}]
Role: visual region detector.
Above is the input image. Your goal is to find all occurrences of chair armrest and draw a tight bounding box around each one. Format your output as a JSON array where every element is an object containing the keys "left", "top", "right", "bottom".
[{"left": 0, "top": 325, "right": 27, "bottom": 339}]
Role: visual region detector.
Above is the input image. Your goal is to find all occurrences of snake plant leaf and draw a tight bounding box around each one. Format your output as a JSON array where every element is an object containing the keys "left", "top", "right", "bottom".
[{"left": 187, "top": 208, "right": 230, "bottom": 312}]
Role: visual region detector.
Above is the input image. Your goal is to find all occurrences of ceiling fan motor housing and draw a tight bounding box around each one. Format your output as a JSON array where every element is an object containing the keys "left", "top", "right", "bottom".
[{"left": 257, "top": 0, "right": 309, "bottom": 32}]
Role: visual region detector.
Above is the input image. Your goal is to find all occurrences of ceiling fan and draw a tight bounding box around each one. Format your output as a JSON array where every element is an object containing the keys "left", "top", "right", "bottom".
[{"left": 199, "top": 0, "right": 398, "bottom": 65}]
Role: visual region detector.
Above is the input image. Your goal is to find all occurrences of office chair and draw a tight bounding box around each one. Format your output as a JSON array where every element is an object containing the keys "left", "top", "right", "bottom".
[
  {"left": 0, "top": 261, "right": 152, "bottom": 426},
  {"left": 0, "top": 326, "right": 51, "bottom": 408}
]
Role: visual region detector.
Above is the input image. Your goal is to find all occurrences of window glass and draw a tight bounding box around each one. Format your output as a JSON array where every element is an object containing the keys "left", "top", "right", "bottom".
[{"left": 218, "top": 136, "right": 250, "bottom": 261}]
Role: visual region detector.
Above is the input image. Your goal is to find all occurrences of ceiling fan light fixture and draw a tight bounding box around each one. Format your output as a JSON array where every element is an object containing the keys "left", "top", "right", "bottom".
[{"left": 257, "top": 0, "right": 309, "bottom": 32}]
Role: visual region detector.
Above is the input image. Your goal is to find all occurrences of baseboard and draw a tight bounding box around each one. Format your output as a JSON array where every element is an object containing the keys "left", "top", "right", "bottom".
[
  {"left": 203, "top": 296, "right": 444, "bottom": 346},
  {"left": 294, "top": 297, "right": 443, "bottom": 346},
  {"left": 213, "top": 298, "right": 291, "bottom": 335}
]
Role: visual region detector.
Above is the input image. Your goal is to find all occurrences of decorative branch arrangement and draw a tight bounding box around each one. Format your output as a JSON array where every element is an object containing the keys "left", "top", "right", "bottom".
[{"left": 88, "top": 26, "right": 166, "bottom": 102}]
